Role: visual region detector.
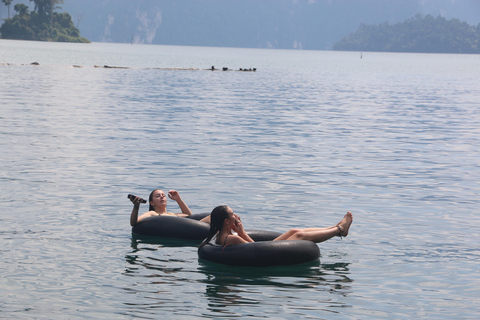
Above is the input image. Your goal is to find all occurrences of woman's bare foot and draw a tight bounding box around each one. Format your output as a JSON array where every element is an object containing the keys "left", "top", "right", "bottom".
[
  {"left": 334, "top": 211, "right": 352, "bottom": 227},
  {"left": 337, "top": 211, "right": 353, "bottom": 237}
]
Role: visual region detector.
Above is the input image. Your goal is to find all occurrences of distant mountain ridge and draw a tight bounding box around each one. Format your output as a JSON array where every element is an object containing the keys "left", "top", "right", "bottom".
[{"left": 2, "top": 0, "right": 480, "bottom": 50}]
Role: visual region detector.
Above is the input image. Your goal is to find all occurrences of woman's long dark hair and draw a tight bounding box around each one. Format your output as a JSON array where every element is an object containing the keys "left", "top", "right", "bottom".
[
  {"left": 199, "top": 205, "right": 230, "bottom": 249},
  {"left": 148, "top": 189, "right": 160, "bottom": 211}
]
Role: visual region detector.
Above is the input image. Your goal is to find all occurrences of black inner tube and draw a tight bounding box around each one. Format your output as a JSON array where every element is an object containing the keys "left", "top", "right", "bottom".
[
  {"left": 132, "top": 214, "right": 282, "bottom": 241},
  {"left": 198, "top": 240, "right": 320, "bottom": 267}
]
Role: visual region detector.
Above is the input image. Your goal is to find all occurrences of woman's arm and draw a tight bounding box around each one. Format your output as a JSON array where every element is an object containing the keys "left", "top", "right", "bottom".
[
  {"left": 129, "top": 197, "right": 142, "bottom": 226},
  {"left": 226, "top": 234, "right": 251, "bottom": 245},
  {"left": 129, "top": 195, "right": 157, "bottom": 226},
  {"left": 232, "top": 214, "right": 254, "bottom": 243},
  {"left": 168, "top": 190, "right": 192, "bottom": 216}
]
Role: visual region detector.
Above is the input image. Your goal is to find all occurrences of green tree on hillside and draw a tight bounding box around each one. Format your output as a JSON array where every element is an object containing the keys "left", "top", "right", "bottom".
[
  {"left": 0, "top": 1, "right": 89, "bottom": 42},
  {"left": 30, "top": 0, "right": 63, "bottom": 17},
  {"left": 1, "top": 0, "right": 13, "bottom": 18}
]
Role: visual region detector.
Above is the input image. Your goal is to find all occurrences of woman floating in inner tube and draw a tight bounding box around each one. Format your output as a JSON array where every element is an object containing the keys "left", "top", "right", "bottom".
[
  {"left": 129, "top": 189, "right": 210, "bottom": 226},
  {"left": 199, "top": 205, "right": 353, "bottom": 248}
]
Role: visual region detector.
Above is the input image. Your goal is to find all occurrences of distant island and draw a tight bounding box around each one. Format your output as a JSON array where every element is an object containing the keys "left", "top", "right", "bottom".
[
  {"left": 0, "top": 0, "right": 89, "bottom": 43},
  {"left": 333, "top": 14, "right": 480, "bottom": 54}
]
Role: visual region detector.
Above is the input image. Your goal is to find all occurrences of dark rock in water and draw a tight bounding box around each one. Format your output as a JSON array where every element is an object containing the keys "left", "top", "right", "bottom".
[
  {"left": 31, "top": 62, "right": 40, "bottom": 65},
  {"left": 222, "top": 67, "right": 228, "bottom": 71},
  {"left": 102, "top": 65, "right": 128, "bottom": 69}
]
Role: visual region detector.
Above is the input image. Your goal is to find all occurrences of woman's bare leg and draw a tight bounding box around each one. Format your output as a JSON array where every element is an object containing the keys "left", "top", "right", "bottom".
[
  {"left": 200, "top": 215, "right": 211, "bottom": 224},
  {"left": 284, "top": 212, "right": 353, "bottom": 243},
  {"left": 274, "top": 228, "right": 302, "bottom": 240},
  {"left": 289, "top": 211, "right": 353, "bottom": 233},
  {"left": 275, "top": 211, "right": 352, "bottom": 235},
  {"left": 301, "top": 211, "right": 352, "bottom": 231}
]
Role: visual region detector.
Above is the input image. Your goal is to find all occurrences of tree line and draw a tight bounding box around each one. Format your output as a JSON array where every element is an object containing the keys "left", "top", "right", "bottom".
[
  {"left": 333, "top": 14, "right": 480, "bottom": 54},
  {"left": 0, "top": 0, "right": 89, "bottom": 42}
]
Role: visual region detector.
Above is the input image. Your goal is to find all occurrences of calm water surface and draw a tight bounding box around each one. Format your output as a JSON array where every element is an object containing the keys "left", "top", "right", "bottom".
[{"left": 1, "top": 40, "right": 479, "bottom": 319}]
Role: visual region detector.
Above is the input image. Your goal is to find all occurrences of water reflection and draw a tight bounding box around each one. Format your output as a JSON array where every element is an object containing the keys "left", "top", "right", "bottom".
[
  {"left": 125, "top": 236, "right": 200, "bottom": 276},
  {"left": 198, "top": 259, "right": 353, "bottom": 313},
  {"left": 130, "top": 233, "right": 201, "bottom": 248},
  {"left": 2, "top": 40, "right": 480, "bottom": 319},
  {"left": 124, "top": 235, "right": 354, "bottom": 317}
]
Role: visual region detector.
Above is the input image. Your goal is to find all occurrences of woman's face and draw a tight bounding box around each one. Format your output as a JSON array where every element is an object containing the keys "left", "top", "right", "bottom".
[
  {"left": 225, "top": 207, "right": 235, "bottom": 228},
  {"left": 150, "top": 189, "right": 167, "bottom": 209}
]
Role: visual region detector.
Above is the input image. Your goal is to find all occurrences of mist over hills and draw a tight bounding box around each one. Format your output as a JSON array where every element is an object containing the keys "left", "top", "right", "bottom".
[{"left": 1, "top": 0, "right": 479, "bottom": 50}]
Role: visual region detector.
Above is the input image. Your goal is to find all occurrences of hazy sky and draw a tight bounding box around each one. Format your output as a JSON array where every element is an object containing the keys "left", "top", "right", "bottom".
[{"left": 1, "top": 0, "right": 479, "bottom": 49}]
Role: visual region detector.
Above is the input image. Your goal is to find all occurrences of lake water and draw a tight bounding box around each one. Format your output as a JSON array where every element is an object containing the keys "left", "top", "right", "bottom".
[{"left": 1, "top": 39, "right": 479, "bottom": 319}]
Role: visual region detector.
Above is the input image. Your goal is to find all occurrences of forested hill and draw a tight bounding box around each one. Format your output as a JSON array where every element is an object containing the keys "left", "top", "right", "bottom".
[
  {"left": 0, "top": 1, "right": 89, "bottom": 43},
  {"left": 333, "top": 14, "right": 480, "bottom": 54}
]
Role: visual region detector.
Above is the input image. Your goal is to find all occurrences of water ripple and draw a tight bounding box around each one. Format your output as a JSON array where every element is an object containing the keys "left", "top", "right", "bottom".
[{"left": 1, "top": 41, "right": 479, "bottom": 319}]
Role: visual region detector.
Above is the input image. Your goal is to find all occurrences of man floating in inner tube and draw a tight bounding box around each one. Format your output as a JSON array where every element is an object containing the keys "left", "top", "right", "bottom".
[
  {"left": 199, "top": 205, "right": 353, "bottom": 248},
  {"left": 129, "top": 189, "right": 210, "bottom": 227}
]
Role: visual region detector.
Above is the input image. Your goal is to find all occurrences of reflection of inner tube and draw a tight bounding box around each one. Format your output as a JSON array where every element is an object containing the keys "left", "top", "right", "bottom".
[
  {"left": 198, "top": 240, "right": 320, "bottom": 267},
  {"left": 132, "top": 213, "right": 283, "bottom": 242}
]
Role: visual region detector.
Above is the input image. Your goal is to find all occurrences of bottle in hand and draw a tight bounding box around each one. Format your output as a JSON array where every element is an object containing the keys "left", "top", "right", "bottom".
[{"left": 127, "top": 194, "right": 147, "bottom": 203}]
